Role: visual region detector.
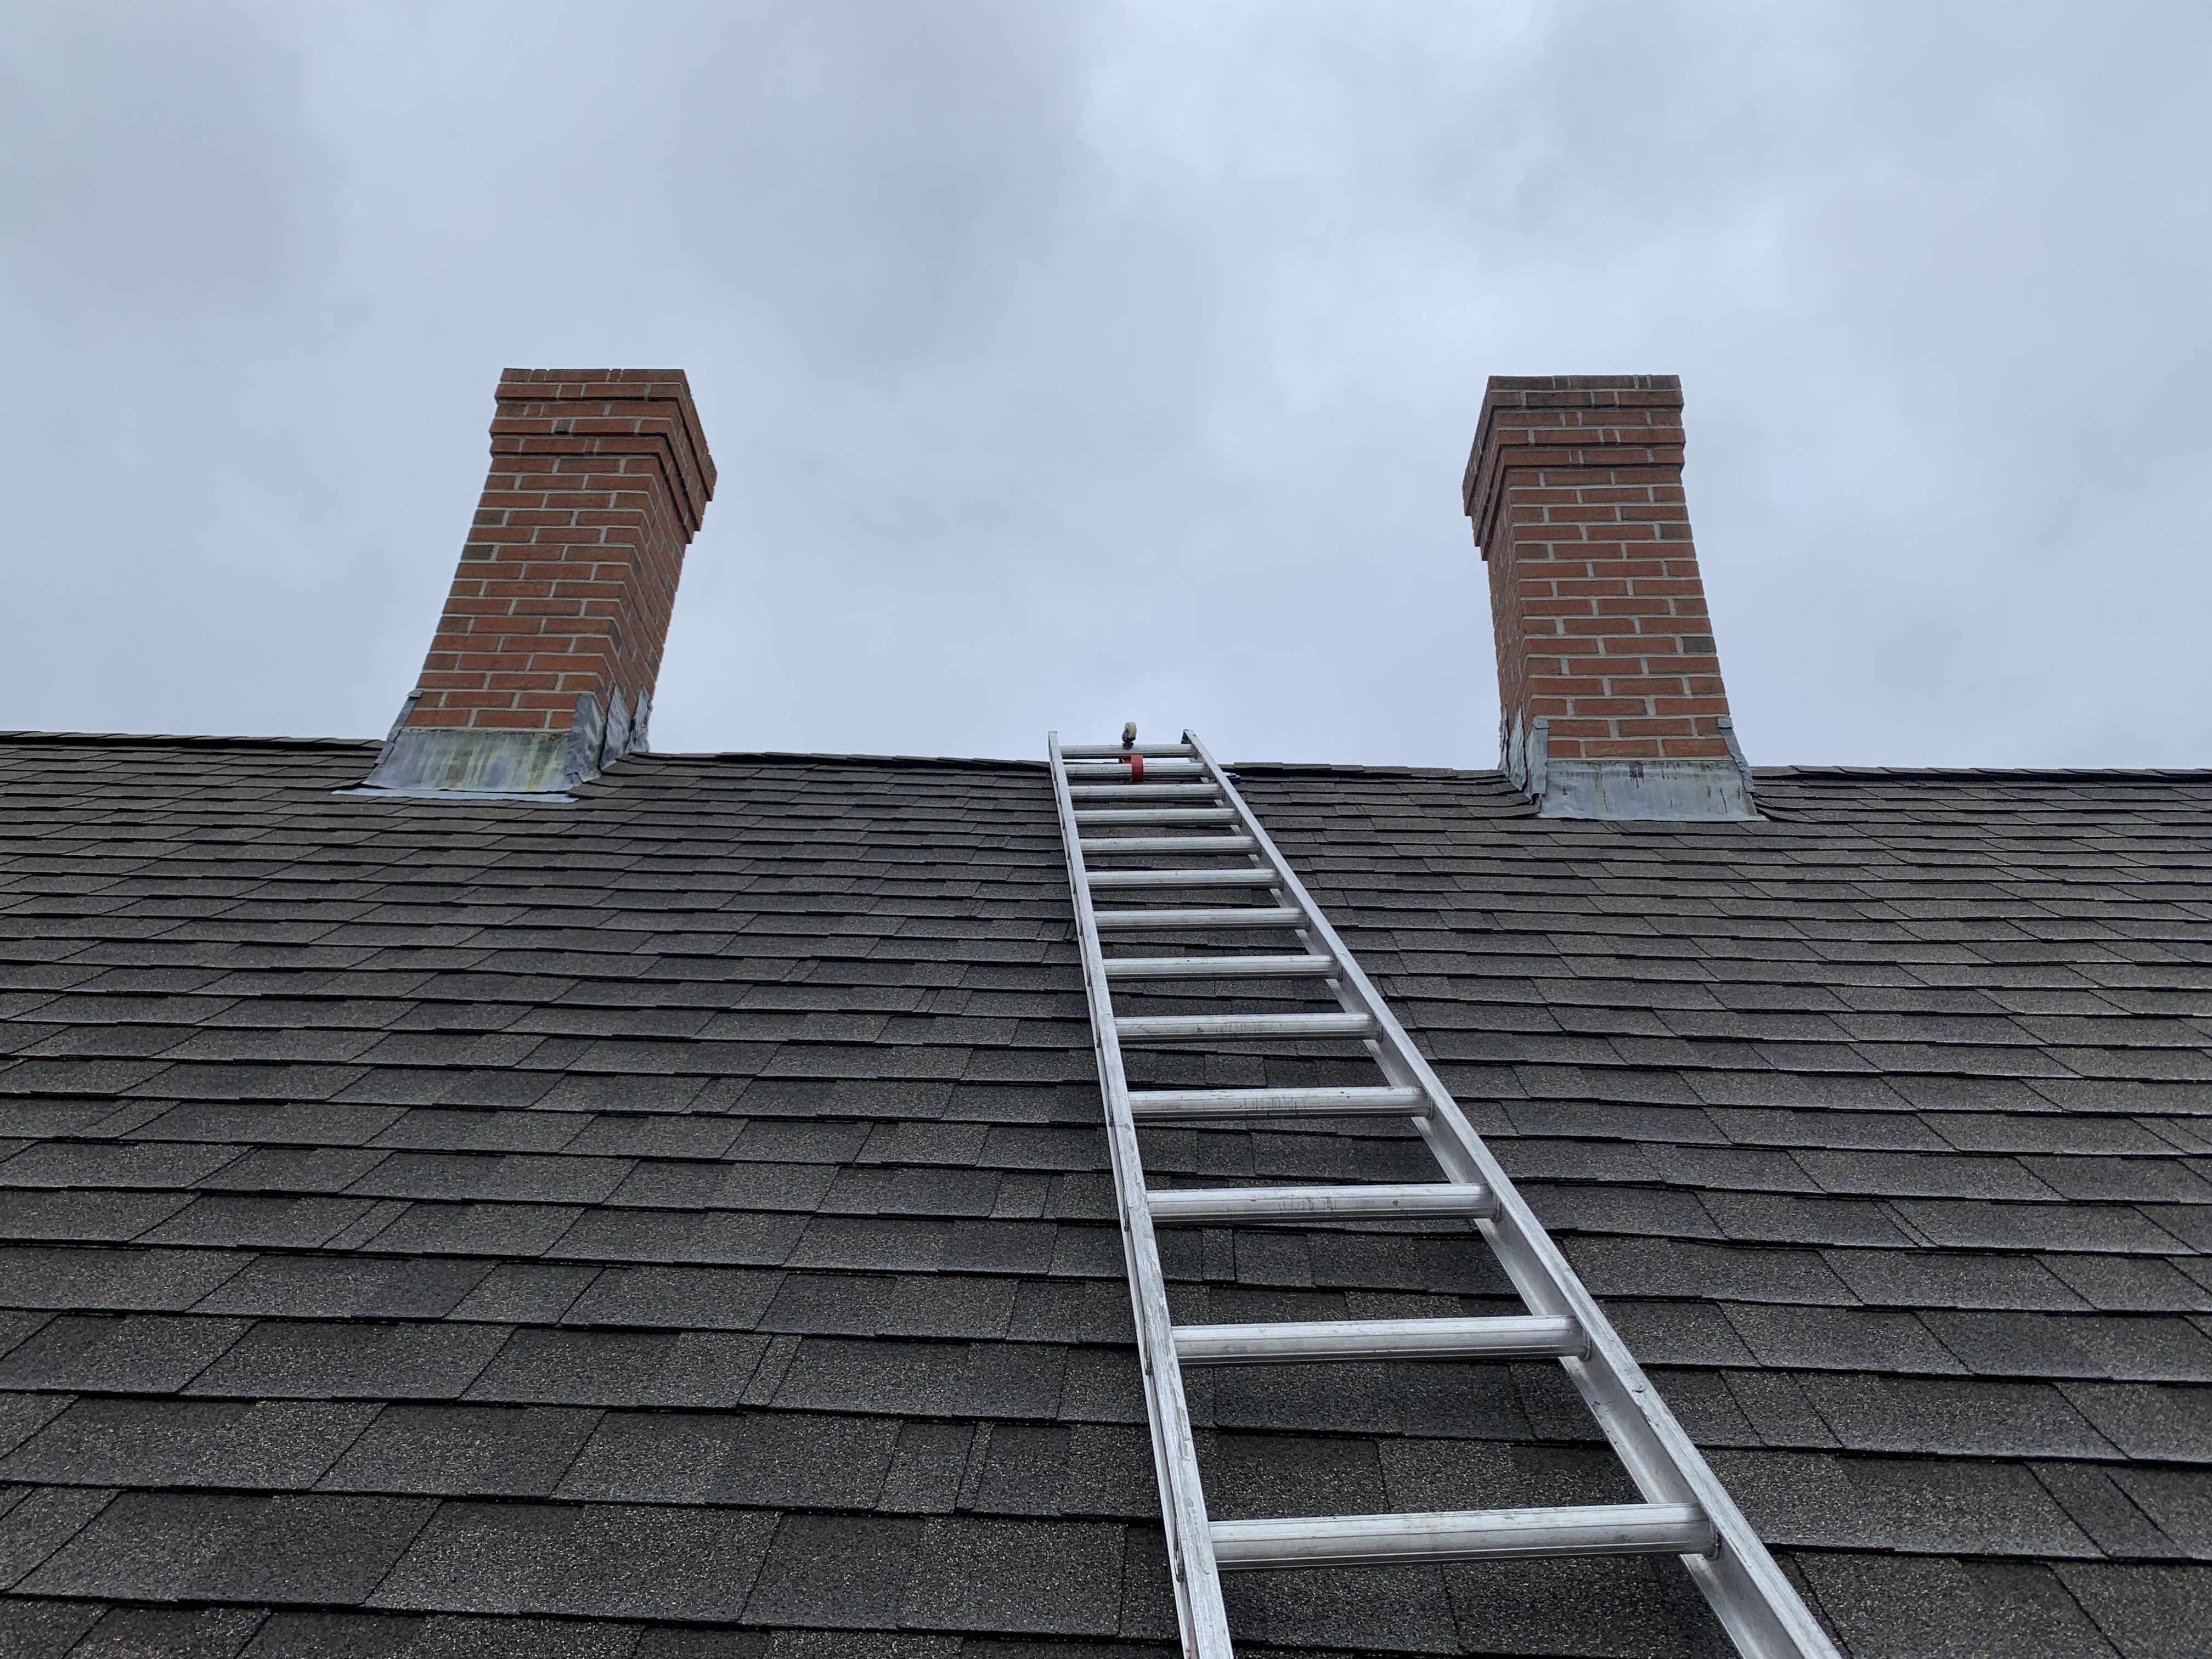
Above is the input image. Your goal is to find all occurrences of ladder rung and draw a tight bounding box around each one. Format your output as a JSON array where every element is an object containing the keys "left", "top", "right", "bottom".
[
  {"left": 1173, "top": 1313, "right": 1582, "bottom": 1366},
  {"left": 1147, "top": 1181, "right": 1494, "bottom": 1223},
  {"left": 1074, "top": 808, "right": 1237, "bottom": 826},
  {"left": 1092, "top": 907, "right": 1304, "bottom": 932},
  {"left": 1104, "top": 955, "right": 1334, "bottom": 980},
  {"left": 1066, "top": 760, "right": 1206, "bottom": 780},
  {"left": 1080, "top": 835, "right": 1258, "bottom": 856},
  {"left": 1088, "top": 868, "right": 1277, "bottom": 889},
  {"left": 1117, "top": 1012, "right": 1376, "bottom": 1042},
  {"left": 1210, "top": 1503, "right": 1716, "bottom": 1570},
  {"left": 1059, "top": 743, "right": 1198, "bottom": 759},
  {"left": 1068, "top": 783, "right": 1218, "bottom": 800},
  {"left": 1129, "top": 1085, "right": 1425, "bottom": 1118}
]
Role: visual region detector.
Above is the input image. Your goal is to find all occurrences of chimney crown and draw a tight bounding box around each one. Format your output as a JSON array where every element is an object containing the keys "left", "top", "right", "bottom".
[
  {"left": 1465, "top": 374, "right": 1753, "bottom": 821},
  {"left": 364, "top": 369, "right": 716, "bottom": 797}
]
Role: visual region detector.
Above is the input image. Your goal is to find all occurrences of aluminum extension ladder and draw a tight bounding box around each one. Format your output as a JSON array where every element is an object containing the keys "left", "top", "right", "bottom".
[{"left": 1046, "top": 729, "right": 1841, "bottom": 1659}]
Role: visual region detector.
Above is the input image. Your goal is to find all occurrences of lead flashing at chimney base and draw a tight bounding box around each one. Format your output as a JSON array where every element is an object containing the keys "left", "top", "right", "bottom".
[
  {"left": 1466, "top": 374, "right": 1757, "bottom": 822},
  {"left": 362, "top": 369, "right": 713, "bottom": 798}
]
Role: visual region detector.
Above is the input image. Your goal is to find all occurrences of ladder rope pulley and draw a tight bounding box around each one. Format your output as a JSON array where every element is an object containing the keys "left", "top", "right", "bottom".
[{"left": 1047, "top": 727, "right": 1841, "bottom": 1659}]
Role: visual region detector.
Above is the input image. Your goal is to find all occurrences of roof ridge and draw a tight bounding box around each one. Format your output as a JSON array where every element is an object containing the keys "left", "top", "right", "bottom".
[
  {"left": 2, "top": 731, "right": 2205, "bottom": 782},
  {"left": 0, "top": 729, "right": 381, "bottom": 752}
]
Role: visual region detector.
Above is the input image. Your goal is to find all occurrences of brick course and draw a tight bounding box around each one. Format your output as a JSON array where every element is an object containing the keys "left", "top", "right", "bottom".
[
  {"left": 1463, "top": 375, "right": 1734, "bottom": 764},
  {"left": 403, "top": 369, "right": 716, "bottom": 735}
]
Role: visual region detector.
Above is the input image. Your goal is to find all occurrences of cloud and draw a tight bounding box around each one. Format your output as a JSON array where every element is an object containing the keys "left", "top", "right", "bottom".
[{"left": 2, "top": 0, "right": 2206, "bottom": 765}]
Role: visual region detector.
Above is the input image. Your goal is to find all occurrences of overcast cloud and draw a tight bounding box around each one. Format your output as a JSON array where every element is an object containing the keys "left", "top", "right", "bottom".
[{"left": 3, "top": 1, "right": 2207, "bottom": 768}]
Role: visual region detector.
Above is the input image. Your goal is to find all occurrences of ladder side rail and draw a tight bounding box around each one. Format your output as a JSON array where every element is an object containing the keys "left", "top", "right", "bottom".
[
  {"left": 1047, "top": 733, "right": 1235, "bottom": 1659},
  {"left": 1180, "top": 732, "right": 1840, "bottom": 1659}
]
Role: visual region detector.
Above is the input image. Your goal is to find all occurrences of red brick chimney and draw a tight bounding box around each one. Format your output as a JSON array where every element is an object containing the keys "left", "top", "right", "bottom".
[
  {"left": 1463, "top": 374, "right": 1753, "bottom": 820},
  {"left": 364, "top": 369, "right": 715, "bottom": 795}
]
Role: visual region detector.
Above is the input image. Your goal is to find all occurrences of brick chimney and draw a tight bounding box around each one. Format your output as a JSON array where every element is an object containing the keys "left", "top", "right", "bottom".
[
  {"left": 363, "top": 369, "right": 715, "bottom": 796},
  {"left": 1463, "top": 374, "right": 1754, "bottom": 821}
]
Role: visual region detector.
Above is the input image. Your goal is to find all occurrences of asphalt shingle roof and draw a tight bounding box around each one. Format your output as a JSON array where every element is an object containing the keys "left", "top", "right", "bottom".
[{"left": 0, "top": 733, "right": 2205, "bottom": 1658}]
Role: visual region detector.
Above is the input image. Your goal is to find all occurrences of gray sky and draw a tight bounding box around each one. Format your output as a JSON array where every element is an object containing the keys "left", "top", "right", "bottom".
[{"left": 4, "top": 1, "right": 2208, "bottom": 769}]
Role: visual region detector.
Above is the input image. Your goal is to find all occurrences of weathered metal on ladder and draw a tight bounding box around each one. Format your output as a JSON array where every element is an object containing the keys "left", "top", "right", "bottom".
[{"left": 1046, "top": 729, "right": 1841, "bottom": 1659}]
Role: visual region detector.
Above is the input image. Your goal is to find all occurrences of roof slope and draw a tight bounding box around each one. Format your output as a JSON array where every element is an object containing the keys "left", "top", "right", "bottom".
[{"left": 0, "top": 736, "right": 2205, "bottom": 1659}]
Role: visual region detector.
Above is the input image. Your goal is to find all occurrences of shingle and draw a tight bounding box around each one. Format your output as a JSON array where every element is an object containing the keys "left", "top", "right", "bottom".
[
  {"left": 967, "top": 1423, "right": 1075, "bottom": 1517},
  {"left": 742, "top": 1515, "right": 922, "bottom": 1627},
  {"left": 1209, "top": 1430, "right": 1389, "bottom": 1520},
  {"left": 368, "top": 1500, "right": 776, "bottom": 1622},
  {"left": 357, "top": 1201, "right": 585, "bottom": 1259},
  {"left": 876, "top": 1420, "right": 975, "bottom": 1514},
  {"left": 20, "top": 1491, "right": 436, "bottom": 1604},
  {"left": 2021, "top": 1154, "right": 2212, "bottom": 1201},
  {"left": 141, "top": 1195, "right": 389, "bottom": 1250},
  {"left": 2055, "top": 1561, "right": 2212, "bottom": 1659},
  {"left": 2, "top": 1397, "right": 375, "bottom": 1488},
  {"left": 1700, "top": 1191, "right": 1913, "bottom": 1248},
  {"left": 0, "top": 1485, "right": 117, "bottom": 1590},
  {"left": 1720, "top": 1303, "right": 1965, "bottom": 1375},
  {"left": 0, "top": 1243, "right": 251, "bottom": 1311},
  {"left": 715, "top": 1409, "right": 902, "bottom": 1509},
  {"left": 1714, "top": 1447, "right": 2096, "bottom": 1555},
  {"left": 2111, "top": 1465, "right": 2212, "bottom": 1559},
  {"left": 450, "top": 1263, "right": 600, "bottom": 1326},
  {"left": 1798, "top": 1373, "right": 2119, "bottom": 1458},
  {"left": 2062, "top": 1381, "right": 2212, "bottom": 1463},
  {"left": 554, "top": 1412, "right": 744, "bottom": 1505},
  {"left": 614, "top": 1624, "right": 763, "bottom": 1659},
  {"left": 346, "top": 1153, "right": 629, "bottom": 1206},
  {"left": 2035, "top": 1462, "right": 2191, "bottom": 1561},
  {"left": 562, "top": 1114, "right": 739, "bottom": 1160},
  {"left": 0, "top": 1391, "right": 72, "bottom": 1457},
  {"left": 544, "top": 1208, "right": 805, "bottom": 1268},
  {"left": 783, "top": 1216, "right": 952, "bottom": 1273},
  {"left": 0, "top": 1597, "right": 101, "bottom": 1659},
  {"left": 0, "top": 1141, "right": 245, "bottom": 1190},
  {"left": 562, "top": 1265, "right": 780, "bottom": 1331},
  {"left": 462, "top": 1328, "right": 770, "bottom": 1409},
  {"left": 370, "top": 1105, "right": 579, "bottom": 1152},
  {"left": 187, "top": 1320, "right": 510, "bottom": 1400},
  {"left": 1566, "top": 1237, "right": 1855, "bottom": 1305},
  {"left": 0, "top": 1189, "right": 191, "bottom": 1242},
  {"left": 1825, "top": 1247, "right": 2087, "bottom": 1311},
  {"left": 209, "top": 1148, "right": 394, "bottom": 1193},
  {"left": 1796, "top": 1555, "right": 2119, "bottom": 1659},
  {"left": 2048, "top": 1251, "right": 2211, "bottom": 1314},
  {"left": 0, "top": 1313, "right": 247, "bottom": 1392},
  {"left": 318, "top": 1405, "right": 601, "bottom": 1498},
  {"left": 67, "top": 1603, "right": 274, "bottom": 1659},
  {"left": 896, "top": 1517, "right": 1126, "bottom": 1637},
  {"left": 1926, "top": 1310, "right": 2212, "bottom": 1382},
  {"left": 244, "top": 1609, "right": 641, "bottom": 1659},
  {"left": 193, "top": 1255, "right": 490, "bottom": 1321},
  {"left": 134, "top": 1101, "right": 404, "bottom": 1148},
  {"left": 1437, "top": 1555, "right": 1728, "bottom": 1659},
  {"left": 1893, "top": 1198, "right": 2190, "bottom": 1256}
]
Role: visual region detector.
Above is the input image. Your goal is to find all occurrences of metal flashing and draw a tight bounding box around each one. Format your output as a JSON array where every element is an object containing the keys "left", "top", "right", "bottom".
[
  {"left": 353, "top": 686, "right": 660, "bottom": 799},
  {"left": 1537, "top": 757, "right": 1760, "bottom": 821},
  {"left": 1505, "top": 712, "right": 1760, "bottom": 821}
]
